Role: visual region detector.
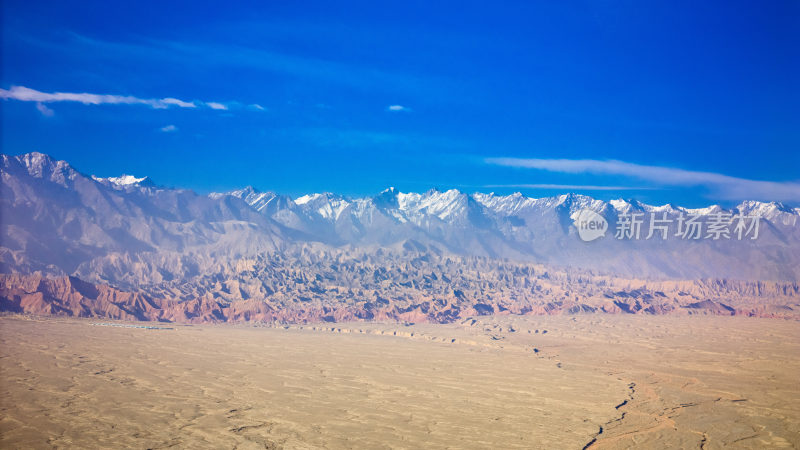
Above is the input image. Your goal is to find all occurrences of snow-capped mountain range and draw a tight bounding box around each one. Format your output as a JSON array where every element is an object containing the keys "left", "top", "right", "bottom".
[
  {"left": 2, "top": 152, "right": 800, "bottom": 282},
  {"left": 219, "top": 184, "right": 799, "bottom": 226}
]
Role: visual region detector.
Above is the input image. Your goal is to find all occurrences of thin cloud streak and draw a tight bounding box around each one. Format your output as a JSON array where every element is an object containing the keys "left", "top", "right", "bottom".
[
  {"left": 387, "top": 104, "right": 411, "bottom": 112},
  {"left": 483, "top": 183, "right": 655, "bottom": 191},
  {"left": 485, "top": 157, "right": 800, "bottom": 201},
  {"left": 31, "top": 32, "right": 434, "bottom": 95},
  {"left": 0, "top": 86, "right": 261, "bottom": 113},
  {"left": 1, "top": 85, "right": 197, "bottom": 109},
  {"left": 35, "top": 102, "right": 54, "bottom": 117}
]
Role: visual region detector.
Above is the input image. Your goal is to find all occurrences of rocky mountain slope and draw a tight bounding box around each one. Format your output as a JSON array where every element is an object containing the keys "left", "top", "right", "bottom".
[
  {"left": 215, "top": 182, "right": 800, "bottom": 282},
  {"left": 3, "top": 250, "right": 798, "bottom": 323},
  {"left": 1, "top": 152, "right": 799, "bottom": 322}
]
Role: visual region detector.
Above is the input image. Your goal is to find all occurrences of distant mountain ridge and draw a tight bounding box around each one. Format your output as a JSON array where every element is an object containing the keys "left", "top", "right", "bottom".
[
  {"left": 208, "top": 178, "right": 800, "bottom": 282},
  {"left": 3, "top": 152, "right": 799, "bottom": 283},
  {"left": 212, "top": 184, "right": 800, "bottom": 224}
]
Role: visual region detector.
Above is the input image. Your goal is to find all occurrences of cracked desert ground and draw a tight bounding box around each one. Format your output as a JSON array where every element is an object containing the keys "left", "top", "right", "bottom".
[{"left": 1, "top": 315, "right": 798, "bottom": 449}]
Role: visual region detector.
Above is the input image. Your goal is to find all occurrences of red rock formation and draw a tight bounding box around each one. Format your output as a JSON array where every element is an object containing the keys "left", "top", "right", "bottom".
[{"left": 2, "top": 273, "right": 798, "bottom": 324}]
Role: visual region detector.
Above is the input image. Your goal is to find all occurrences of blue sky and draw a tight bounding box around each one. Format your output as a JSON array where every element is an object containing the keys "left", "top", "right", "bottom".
[{"left": 2, "top": 0, "right": 798, "bottom": 206}]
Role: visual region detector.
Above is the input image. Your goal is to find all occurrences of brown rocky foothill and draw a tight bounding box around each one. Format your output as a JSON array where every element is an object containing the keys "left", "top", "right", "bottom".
[{"left": 3, "top": 265, "right": 797, "bottom": 323}]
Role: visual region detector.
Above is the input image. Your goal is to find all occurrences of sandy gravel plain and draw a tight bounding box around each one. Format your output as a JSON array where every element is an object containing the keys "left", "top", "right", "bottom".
[{"left": 1, "top": 315, "right": 798, "bottom": 449}]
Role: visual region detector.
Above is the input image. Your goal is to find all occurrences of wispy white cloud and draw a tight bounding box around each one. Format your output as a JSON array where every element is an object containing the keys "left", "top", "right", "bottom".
[
  {"left": 0, "top": 85, "right": 197, "bottom": 109},
  {"left": 1, "top": 85, "right": 261, "bottom": 114},
  {"left": 65, "top": 33, "right": 435, "bottom": 95},
  {"left": 160, "top": 97, "right": 195, "bottom": 108},
  {"left": 387, "top": 104, "right": 411, "bottom": 112},
  {"left": 483, "top": 183, "right": 654, "bottom": 191},
  {"left": 160, "top": 124, "right": 178, "bottom": 132},
  {"left": 35, "top": 102, "right": 54, "bottom": 117},
  {"left": 205, "top": 102, "right": 228, "bottom": 110},
  {"left": 485, "top": 157, "right": 800, "bottom": 201}
]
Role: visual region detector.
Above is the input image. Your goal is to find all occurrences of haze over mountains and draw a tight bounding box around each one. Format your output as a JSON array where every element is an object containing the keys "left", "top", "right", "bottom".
[
  {"left": 214, "top": 183, "right": 800, "bottom": 281},
  {"left": 1, "top": 152, "right": 799, "bottom": 322}
]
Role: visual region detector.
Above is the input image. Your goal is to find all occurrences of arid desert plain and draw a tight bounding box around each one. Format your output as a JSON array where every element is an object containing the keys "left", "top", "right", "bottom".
[{"left": 1, "top": 314, "right": 798, "bottom": 449}]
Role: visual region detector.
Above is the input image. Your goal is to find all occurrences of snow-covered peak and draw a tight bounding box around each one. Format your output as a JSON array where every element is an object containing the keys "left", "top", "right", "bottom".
[
  {"left": 611, "top": 200, "right": 717, "bottom": 215},
  {"left": 475, "top": 192, "right": 613, "bottom": 216},
  {"left": 8, "top": 152, "right": 79, "bottom": 187},
  {"left": 92, "top": 174, "right": 154, "bottom": 188},
  {"left": 473, "top": 192, "right": 537, "bottom": 215},
  {"left": 735, "top": 200, "right": 798, "bottom": 223},
  {"left": 736, "top": 200, "right": 788, "bottom": 215},
  {"left": 238, "top": 189, "right": 285, "bottom": 213},
  {"left": 643, "top": 203, "right": 682, "bottom": 214},
  {"left": 19, "top": 151, "right": 54, "bottom": 175},
  {"left": 609, "top": 199, "right": 629, "bottom": 211},
  {"left": 373, "top": 187, "right": 400, "bottom": 209},
  {"left": 554, "top": 193, "right": 597, "bottom": 208},
  {"left": 396, "top": 192, "right": 421, "bottom": 210},
  {"left": 230, "top": 185, "right": 259, "bottom": 197},
  {"left": 609, "top": 199, "right": 651, "bottom": 213},
  {"left": 294, "top": 192, "right": 351, "bottom": 220},
  {"left": 208, "top": 186, "right": 259, "bottom": 200},
  {"left": 398, "top": 189, "right": 468, "bottom": 221},
  {"left": 208, "top": 186, "right": 296, "bottom": 215},
  {"left": 684, "top": 205, "right": 724, "bottom": 215},
  {"left": 107, "top": 175, "right": 147, "bottom": 186},
  {"left": 294, "top": 193, "right": 322, "bottom": 205}
]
